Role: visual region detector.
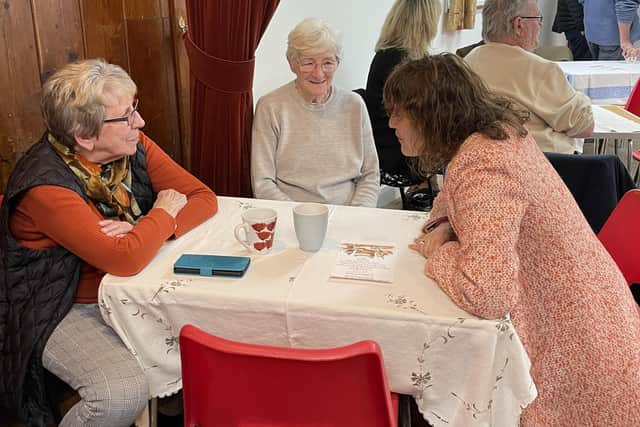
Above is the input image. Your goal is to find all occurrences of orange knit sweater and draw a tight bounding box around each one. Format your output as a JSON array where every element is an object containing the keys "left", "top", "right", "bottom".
[{"left": 9, "top": 132, "right": 218, "bottom": 303}]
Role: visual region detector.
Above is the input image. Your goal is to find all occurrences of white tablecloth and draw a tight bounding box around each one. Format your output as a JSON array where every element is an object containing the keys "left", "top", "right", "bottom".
[
  {"left": 99, "top": 197, "right": 536, "bottom": 427},
  {"left": 592, "top": 104, "right": 640, "bottom": 137},
  {"left": 557, "top": 60, "right": 640, "bottom": 105}
]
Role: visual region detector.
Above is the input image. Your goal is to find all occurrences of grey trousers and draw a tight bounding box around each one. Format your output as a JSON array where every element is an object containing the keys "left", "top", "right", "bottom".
[
  {"left": 587, "top": 42, "right": 624, "bottom": 60},
  {"left": 42, "top": 304, "right": 149, "bottom": 427}
]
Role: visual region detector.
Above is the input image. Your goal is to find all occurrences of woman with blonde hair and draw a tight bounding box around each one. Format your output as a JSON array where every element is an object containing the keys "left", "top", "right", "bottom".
[{"left": 365, "top": 0, "right": 442, "bottom": 176}]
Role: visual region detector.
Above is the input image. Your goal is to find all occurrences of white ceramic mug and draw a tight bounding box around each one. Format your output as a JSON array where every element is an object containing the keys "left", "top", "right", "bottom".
[
  {"left": 234, "top": 208, "right": 277, "bottom": 254},
  {"left": 293, "top": 203, "right": 328, "bottom": 252}
]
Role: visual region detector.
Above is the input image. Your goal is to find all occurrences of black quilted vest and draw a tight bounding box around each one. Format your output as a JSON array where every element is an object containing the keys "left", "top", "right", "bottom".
[{"left": 0, "top": 132, "right": 154, "bottom": 425}]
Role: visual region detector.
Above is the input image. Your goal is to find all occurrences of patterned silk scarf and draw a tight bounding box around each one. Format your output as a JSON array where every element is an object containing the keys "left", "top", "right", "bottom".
[{"left": 48, "top": 133, "right": 143, "bottom": 224}]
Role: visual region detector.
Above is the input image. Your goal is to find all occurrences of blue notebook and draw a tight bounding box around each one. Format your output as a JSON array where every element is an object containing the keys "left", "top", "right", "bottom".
[{"left": 173, "top": 254, "right": 251, "bottom": 277}]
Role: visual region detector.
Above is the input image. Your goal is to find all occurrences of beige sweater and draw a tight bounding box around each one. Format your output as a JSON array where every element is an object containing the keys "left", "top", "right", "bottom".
[
  {"left": 251, "top": 81, "right": 380, "bottom": 207},
  {"left": 465, "top": 42, "right": 593, "bottom": 153}
]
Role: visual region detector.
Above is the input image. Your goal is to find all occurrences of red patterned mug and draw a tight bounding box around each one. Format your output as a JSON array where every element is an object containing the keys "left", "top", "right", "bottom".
[{"left": 234, "top": 208, "right": 277, "bottom": 254}]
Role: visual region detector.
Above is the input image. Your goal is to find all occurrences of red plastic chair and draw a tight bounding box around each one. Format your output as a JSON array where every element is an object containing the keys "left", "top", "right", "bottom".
[
  {"left": 179, "top": 324, "right": 399, "bottom": 427},
  {"left": 597, "top": 189, "right": 640, "bottom": 285},
  {"left": 624, "top": 78, "right": 640, "bottom": 183}
]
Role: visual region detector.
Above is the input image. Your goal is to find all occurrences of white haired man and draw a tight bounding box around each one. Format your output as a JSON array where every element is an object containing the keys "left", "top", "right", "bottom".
[{"left": 465, "top": 0, "right": 594, "bottom": 154}]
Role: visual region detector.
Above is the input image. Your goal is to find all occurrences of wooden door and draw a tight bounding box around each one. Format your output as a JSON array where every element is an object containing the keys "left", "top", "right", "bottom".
[{"left": 0, "top": 0, "right": 189, "bottom": 193}]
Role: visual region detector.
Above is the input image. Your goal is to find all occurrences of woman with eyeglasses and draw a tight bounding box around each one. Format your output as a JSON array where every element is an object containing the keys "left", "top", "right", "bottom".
[
  {"left": 251, "top": 18, "right": 380, "bottom": 207},
  {"left": 387, "top": 53, "right": 640, "bottom": 426},
  {"left": 0, "top": 59, "right": 218, "bottom": 426}
]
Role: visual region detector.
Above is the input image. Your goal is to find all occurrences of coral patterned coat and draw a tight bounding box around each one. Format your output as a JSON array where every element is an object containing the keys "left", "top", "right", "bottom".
[{"left": 425, "top": 130, "right": 640, "bottom": 426}]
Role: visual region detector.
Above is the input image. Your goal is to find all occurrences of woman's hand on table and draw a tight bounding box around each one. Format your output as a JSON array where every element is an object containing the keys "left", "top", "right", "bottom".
[
  {"left": 153, "top": 189, "right": 187, "bottom": 218},
  {"left": 409, "top": 224, "right": 454, "bottom": 259},
  {"left": 99, "top": 220, "right": 134, "bottom": 237}
]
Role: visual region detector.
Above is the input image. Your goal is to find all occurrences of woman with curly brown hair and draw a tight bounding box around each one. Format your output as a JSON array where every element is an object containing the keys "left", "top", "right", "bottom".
[{"left": 384, "top": 53, "right": 640, "bottom": 426}]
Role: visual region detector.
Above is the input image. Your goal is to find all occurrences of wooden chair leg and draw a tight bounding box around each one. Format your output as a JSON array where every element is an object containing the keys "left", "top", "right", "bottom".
[
  {"left": 150, "top": 398, "right": 158, "bottom": 427},
  {"left": 134, "top": 398, "right": 157, "bottom": 427},
  {"left": 134, "top": 404, "right": 149, "bottom": 427}
]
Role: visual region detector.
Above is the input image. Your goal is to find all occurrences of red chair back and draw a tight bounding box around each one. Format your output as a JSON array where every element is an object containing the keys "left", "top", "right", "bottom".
[
  {"left": 625, "top": 78, "right": 640, "bottom": 116},
  {"left": 598, "top": 189, "right": 640, "bottom": 285},
  {"left": 179, "top": 324, "right": 398, "bottom": 427}
]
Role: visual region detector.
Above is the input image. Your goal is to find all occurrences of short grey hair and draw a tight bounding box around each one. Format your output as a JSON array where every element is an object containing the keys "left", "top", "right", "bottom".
[
  {"left": 41, "top": 58, "right": 136, "bottom": 147},
  {"left": 482, "top": 0, "right": 529, "bottom": 42},
  {"left": 286, "top": 18, "right": 343, "bottom": 64}
]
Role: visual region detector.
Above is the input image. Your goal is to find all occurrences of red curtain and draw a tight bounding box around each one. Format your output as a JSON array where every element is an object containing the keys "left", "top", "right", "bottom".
[{"left": 185, "top": 0, "right": 280, "bottom": 196}]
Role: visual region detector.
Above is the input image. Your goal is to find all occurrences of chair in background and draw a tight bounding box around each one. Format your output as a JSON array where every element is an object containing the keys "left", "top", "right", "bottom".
[
  {"left": 597, "top": 189, "right": 640, "bottom": 306},
  {"left": 625, "top": 77, "right": 640, "bottom": 115},
  {"left": 625, "top": 78, "right": 640, "bottom": 184},
  {"left": 353, "top": 88, "right": 433, "bottom": 211},
  {"left": 379, "top": 169, "right": 434, "bottom": 211},
  {"left": 534, "top": 45, "right": 573, "bottom": 61},
  {"left": 545, "top": 153, "right": 636, "bottom": 234},
  {"left": 179, "top": 324, "right": 399, "bottom": 427},
  {"left": 597, "top": 189, "right": 640, "bottom": 284}
]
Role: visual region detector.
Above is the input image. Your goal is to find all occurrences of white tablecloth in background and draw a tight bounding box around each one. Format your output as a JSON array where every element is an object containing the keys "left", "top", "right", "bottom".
[
  {"left": 99, "top": 197, "right": 536, "bottom": 427},
  {"left": 557, "top": 60, "right": 640, "bottom": 105}
]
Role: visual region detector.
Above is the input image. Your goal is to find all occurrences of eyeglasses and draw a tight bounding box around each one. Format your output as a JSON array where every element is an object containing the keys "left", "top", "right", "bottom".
[
  {"left": 103, "top": 99, "right": 139, "bottom": 127},
  {"left": 518, "top": 15, "right": 543, "bottom": 24},
  {"left": 298, "top": 58, "right": 338, "bottom": 73}
]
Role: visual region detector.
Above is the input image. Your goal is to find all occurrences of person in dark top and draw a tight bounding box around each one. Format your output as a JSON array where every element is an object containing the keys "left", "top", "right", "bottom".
[
  {"left": 552, "top": 0, "right": 592, "bottom": 60},
  {"left": 0, "top": 59, "right": 218, "bottom": 426},
  {"left": 365, "top": 0, "right": 442, "bottom": 176}
]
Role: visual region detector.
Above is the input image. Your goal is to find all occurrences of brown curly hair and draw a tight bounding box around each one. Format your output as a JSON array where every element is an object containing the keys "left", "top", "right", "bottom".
[{"left": 383, "top": 53, "right": 529, "bottom": 174}]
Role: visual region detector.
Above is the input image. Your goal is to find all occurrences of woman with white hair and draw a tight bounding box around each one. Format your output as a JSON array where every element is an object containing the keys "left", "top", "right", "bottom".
[{"left": 251, "top": 18, "right": 380, "bottom": 207}]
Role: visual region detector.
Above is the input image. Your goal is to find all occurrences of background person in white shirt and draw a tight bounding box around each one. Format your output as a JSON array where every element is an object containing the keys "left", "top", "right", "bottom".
[{"left": 251, "top": 18, "right": 380, "bottom": 207}]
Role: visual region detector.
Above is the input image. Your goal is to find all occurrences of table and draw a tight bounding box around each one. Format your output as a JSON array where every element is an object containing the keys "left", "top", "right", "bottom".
[
  {"left": 557, "top": 60, "right": 640, "bottom": 105},
  {"left": 592, "top": 104, "right": 640, "bottom": 167},
  {"left": 99, "top": 197, "right": 537, "bottom": 427}
]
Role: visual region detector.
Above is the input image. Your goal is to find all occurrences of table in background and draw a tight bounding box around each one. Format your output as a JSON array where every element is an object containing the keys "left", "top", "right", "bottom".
[
  {"left": 592, "top": 104, "right": 640, "bottom": 167},
  {"left": 99, "top": 197, "right": 536, "bottom": 427},
  {"left": 557, "top": 60, "right": 640, "bottom": 105}
]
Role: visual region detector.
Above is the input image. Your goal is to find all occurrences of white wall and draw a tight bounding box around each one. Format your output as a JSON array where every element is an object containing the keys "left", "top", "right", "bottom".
[{"left": 254, "top": 0, "right": 562, "bottom": 101}]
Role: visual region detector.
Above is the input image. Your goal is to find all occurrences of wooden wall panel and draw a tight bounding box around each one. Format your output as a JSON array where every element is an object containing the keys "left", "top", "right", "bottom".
[
  {"left": 126, "top": 0, "right": 163, "bottom": 19},
  {"left": 0, "top": 1, "right": 43, "bottom": 191},
  {"left": 31, "top": 0, "right": 85, "bottom": 83},
  {"left": 0, "top": 0, "right": 189, "bottom": 193},
  {"left": 81, "top": 0, "right": 129, "bottom": 70},
  {"left": 169, "top": 0, "right": 190, "bottom": 170},
  {"left": 126, "top": 14, "right": 182, "bottom": 161}
]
